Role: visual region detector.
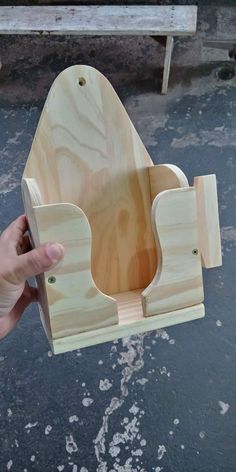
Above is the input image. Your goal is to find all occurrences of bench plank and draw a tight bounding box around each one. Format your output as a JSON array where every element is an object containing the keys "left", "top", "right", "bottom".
[{"left": 0, "top": 5, "right": 197, "bottom": 36}]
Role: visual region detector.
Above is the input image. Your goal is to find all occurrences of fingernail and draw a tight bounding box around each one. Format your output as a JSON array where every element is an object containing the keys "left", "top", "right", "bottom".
[{"left": 46, "top": 243, "right": 64, "bottom": 263}]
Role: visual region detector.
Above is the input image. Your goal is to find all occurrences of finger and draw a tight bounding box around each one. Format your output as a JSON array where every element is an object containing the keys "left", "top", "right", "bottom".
[
  {"left": 14, "top": 243, "right": 65, "bottom": 282},
  {"left": 1, "top": 215, "right": 28, "bottom": 246}
]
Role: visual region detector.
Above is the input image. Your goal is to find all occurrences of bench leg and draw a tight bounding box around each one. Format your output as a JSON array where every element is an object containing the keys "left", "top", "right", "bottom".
[{"left": 161, "top": 35, "right": 174, "bottom": 94}]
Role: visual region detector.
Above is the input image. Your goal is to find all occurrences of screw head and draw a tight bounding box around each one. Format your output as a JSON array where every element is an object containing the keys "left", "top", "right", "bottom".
[{"left": 48, "top": 276, "right": 56, "bottom": 284}]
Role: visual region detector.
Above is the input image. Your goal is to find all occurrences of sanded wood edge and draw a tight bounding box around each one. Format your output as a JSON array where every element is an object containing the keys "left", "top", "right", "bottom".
[
  {"left": 142, "top": 187, "right": 204, "bottom": 316},
  {"left": 148, "top": 164, "right": 189, "bottom": 202},
  {"left": 21, "top": 178, "right": 53, "bottom": 341},
  {"left": 33, "top": 202, "right": 118, "bottom": 339},
  {"left": 52, "top": 303, "right": 205, "bottom": 354},
  {"left": 194, "top": 175, "right": 222, "bottom": 268}
]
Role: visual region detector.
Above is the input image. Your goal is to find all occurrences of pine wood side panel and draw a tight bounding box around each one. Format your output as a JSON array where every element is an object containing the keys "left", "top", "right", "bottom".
[
  {"left": 142, "top": 188, "right": 204, "bottom": 316},
  {"left": 33, "top": 203, "right": 118, "bottom": 339},
  {"left": 194, "top": 175, "right": 222, "bottom": 268},
  {"left": 149, "top": 164, "right": 189, "bottom": 202}
]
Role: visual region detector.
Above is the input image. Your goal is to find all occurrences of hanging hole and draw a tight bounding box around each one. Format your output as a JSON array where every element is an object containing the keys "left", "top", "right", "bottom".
[
  {"left": 78, "top": 77, "right": 86, "bottom": 86},
  {"left": 192, "top": 249, "right": 199, "bottom": 255}
]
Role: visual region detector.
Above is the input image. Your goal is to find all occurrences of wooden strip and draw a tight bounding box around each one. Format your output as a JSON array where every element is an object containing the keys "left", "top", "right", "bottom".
[
  {"left": 52, "top": 302, "right": 205, "bottom": 354},
  {"left": 161, "top": 36, "right": 174, "bottom": 94},
  {"left": 149, "top": 164, "right": 189, "bottom": 202},
  {"left": 0, "top": 6, "right": 197, "bottom": 36},
  {"left": 194, "top": 175, "right": 222, "bottom": 268},
  {"left": 142, "top": 188, "right": 204, "bottom": 316}
]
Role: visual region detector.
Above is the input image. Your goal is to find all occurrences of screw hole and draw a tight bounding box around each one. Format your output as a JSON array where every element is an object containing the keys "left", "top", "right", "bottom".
[
  {"left": 192, "top": 249, "right": 199, "bottom": 255},
  {"left": 78, "top": 77, "right": 86, "bottom": 86},
  {"left": 48, "top": 276, "right": 56, "bottom": 284}
]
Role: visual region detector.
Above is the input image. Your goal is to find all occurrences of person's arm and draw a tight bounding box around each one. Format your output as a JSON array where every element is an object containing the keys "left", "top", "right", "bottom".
[{"left": 0, "top": 214, "right": 64, "bottom": 339}]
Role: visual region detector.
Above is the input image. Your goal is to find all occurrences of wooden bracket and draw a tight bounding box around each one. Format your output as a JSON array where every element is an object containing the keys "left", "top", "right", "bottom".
[{"left": 21, "top": 65, "right": 220, "bottom": 354}]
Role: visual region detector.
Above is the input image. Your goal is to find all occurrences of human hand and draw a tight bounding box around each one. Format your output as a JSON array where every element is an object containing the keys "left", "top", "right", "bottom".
[{"left": 0, "top": 215, "right": 64, "bottom": 340}]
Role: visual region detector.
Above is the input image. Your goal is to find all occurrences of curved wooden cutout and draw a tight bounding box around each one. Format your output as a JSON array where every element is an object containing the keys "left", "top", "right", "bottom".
[
  {"left": 142, "top": 188, "right": 204, "bottom": 316},
  {"left": 149, "top": 164, "right": 189, "bottom": 202},
  {"left": 22, "top": 178, "right": 118, "bottom": 341},
  {"left": 23, "top": 65, "right": 157, "bottom": 295}
]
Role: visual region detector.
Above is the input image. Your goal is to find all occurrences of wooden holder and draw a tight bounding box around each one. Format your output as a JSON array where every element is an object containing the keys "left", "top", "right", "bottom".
[{"left": 21, "top": 65, "right": 222, "bottom": 354}]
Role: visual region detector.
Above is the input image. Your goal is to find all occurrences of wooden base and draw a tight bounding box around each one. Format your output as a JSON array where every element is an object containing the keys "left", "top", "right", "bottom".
[{"left": 51, "top": 292, "right": 205, "bottom": 354}]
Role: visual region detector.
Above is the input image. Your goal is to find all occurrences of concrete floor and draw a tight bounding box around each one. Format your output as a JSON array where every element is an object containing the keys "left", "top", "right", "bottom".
[{"left": 0, "top": 5, "right": 236, "bottom": 472}]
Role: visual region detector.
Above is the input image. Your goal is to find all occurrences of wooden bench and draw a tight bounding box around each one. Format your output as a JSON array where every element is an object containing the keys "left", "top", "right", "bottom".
[{"left": 0, "top": 5, "right": 197, "bottom": 93}]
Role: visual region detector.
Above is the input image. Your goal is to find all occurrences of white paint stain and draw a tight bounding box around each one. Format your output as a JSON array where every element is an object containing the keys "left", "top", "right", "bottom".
[
  {"left": 80, "top": 468, "right": 88, "bottom": 472},
  {"left": 157, "top": 445, "right": 166, "bottom": 461},
  {"left": 65, "top": 435, "right": 78, "bottom": 454},
  {"left": 7, "top": 460, "right": 13, "bottom": 470},
  {"left": 30, "top": 455, "right": 36, "bottom": 462},
  {"left": 57, "top": 466, "right": 64, "bottom": 471},
  {"left": 160, "top": 366, "right": 171, "bottom": 377},
  {"left": 7, "top": 408, "right": 13, "bottom": 417},
  {"left": 99, "top": 379, "right": 113, "bottom": 391},
  {"left": 132, "top": 449, "right": 143, "bottom": 456},
  {"left": 72, "top": 465, "right": 78, "bottom": 472},
  {"left": 109, "top": 445, "right": 120, "bottom": 457},
  {"left": 69, "top": 415, "right": 79, "bottom": 423},
  {"left": 218, "top": 401, "right": 230, "bottom": 415},
  {"left": 136, "top": 378, "right": 148, "bottom": 385},
  {"left": 216, "top": 319, "right": 222, "bottom": 327},
  {"left": 45, "top": 425, "right": 52, "bottom": 435},
  {"left": 82, "top": 398, "right": 94, "bottom": 407},
  {"left": 173, "top": 418, "right": 179, "bottom": 425},
  {"left": 199, "top": 431, "right": 205, "bottom": 439},
  {"left": 25, "top": 422, "right": 38, "bottom": 430},
  {"left": 181, "top": 444, "right": 185, "bottom": 450},
  {"left": 47, "top": 351, "right": 53, "bottom": 357},
  {"left": 129, "top": 404, "right": 139, "bottom": 415}
]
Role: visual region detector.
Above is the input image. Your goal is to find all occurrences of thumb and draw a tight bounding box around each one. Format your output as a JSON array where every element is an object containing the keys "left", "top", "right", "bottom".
[{"left": 15, "top": 243, "right": 64, "bottom": 282}]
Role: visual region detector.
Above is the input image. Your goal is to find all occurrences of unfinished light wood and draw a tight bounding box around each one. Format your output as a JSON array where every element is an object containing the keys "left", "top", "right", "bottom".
[
  {"left": 149, "top": 164, "right": 189, "bottom": 202},
  {"left": 53, "top": 302, "right": 205, "bottom": 354},
  {"left": 21, "top": 178, "right": 53, "bottom": 340},
  {"left": 194, "top": 175, "right": 222, "bottom": 268},
  {"left": 35, "top": 203, "right": 118, "bottom": 339},
  {"left": 20, "top": 65, "right": 221, "bottom": 354},
  {"left": 0, "top": 6, "right": 197, "bottom": 36},
  {"left": 23, "top": 64, "right": 157, "bottom": 295},
  {"left": 142, "top": 188, "right": 204, "bottom": 316}
]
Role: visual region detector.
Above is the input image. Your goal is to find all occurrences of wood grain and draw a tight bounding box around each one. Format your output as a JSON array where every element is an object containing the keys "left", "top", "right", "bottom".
[
  {"left": 0, "top": 6, "right": 197, "bottom": 36},
  {"left": 53, "top": 302, "right": 205, "bottom": 354},
  {"left": 23, "top": 64, "right": 157, "bottom": 295},
  {"left": 142, "top": 188, "right": 204, "bottom": 316},
  {"left": 149, "top": 164, "right": 189, "bottom": 202},
  {"left": 33, "top": 203, "right": 118, "bottom": 339},
  {"left": 194, "top": 175, "right": 222, "bottom": 268}
]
